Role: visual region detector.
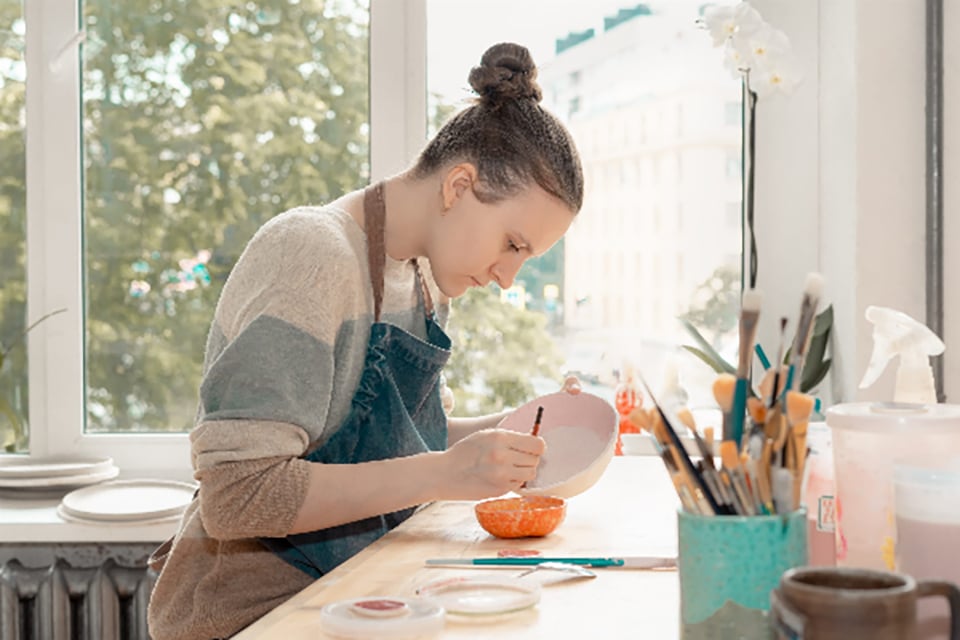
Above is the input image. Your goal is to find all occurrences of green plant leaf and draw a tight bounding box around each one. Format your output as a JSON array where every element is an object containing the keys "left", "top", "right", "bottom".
[
  {"left": 801, "top": 358, "right": 832, "bottom": 393},
  {"left": 0, "top": 396, "right": 22, "bottom": 451},
  {"left": 804, "top": 328, "right": 830, "bottom": 377},
  {"left": 679, "top": 319, "right": 736, "bottom": 374},
  {"left": 681, "top": 345, "right": 734, "bottom": 374},
  {"left": 812, "top": 304, "right": 833, "bottom": 336}
]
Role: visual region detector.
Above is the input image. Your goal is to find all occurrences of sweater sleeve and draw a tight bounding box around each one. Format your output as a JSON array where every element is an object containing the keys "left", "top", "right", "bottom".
[{"left": 189, "top": 208, "right": 364, "bottom": 540}]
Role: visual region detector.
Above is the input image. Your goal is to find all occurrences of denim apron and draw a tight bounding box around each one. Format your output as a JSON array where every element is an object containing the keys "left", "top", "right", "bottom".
[{"left": 260, "top": 182, "right": 451, "bottom": 579}]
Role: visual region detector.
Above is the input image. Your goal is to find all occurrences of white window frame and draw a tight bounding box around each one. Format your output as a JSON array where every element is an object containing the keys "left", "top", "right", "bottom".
[{"left": 18, "top": 0, "right": 959, "bottom": 473}]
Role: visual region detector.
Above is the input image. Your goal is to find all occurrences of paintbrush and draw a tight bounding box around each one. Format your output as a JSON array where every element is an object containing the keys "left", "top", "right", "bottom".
[
  {"left": 767, "top": 317, "right": 789, "bottom": 411},
  {"left": 720, "top": 441, "right": 756, "bottom": 516},
  {"left": 638, "top": 372, "right": 722, "bottom": 516},
  {"left": 712, "top": 373, "right": 736, "bottom": 445},
  {"left": 531, "top": 406, "right": 544, "bottom": 436},
  {"left": 783, "top": 273, "right": 824, "bottom": 397},
  {"left": 730, "top": 289, "right": 763, "bottom": 446},
  {"left": 690, "top": 429, "right": 735, "bottom": 515},
  {"left": 651, "top": 429, "right": 701, "bottom": 514},
  {"left": 786, "top": 391, "right": 816, "bottom": 509},
  {"left": 704, "top": 426, "right": 716, "bottom": 467},
  {"left": 758, "top": 438, "right": 775, "bottom": 514},
  {"left": 740, "top": 451, "right": 766, "bottom": 514},
  {"left": 425, "top": 556, "right": 677, "bottom": 569}
]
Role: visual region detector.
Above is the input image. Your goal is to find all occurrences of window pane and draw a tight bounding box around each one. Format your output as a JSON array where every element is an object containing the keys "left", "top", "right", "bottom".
[
  {"left": 81, "top": 0, "right": 370, "bottom": 433},
  {"left": 428, "top": 1, "right": 741, "bottom": 416},
  {"left": 0, "top": 3, "right": 27, "bottom": 452}
]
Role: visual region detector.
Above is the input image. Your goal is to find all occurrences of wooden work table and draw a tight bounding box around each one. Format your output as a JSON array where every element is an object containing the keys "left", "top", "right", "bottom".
[{"left": 235, "top": 456, "right": 682, "bottom": 639}]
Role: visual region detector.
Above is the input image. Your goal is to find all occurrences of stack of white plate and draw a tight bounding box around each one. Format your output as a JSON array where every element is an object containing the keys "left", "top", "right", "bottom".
[
  {"left": 0, "top": 456, "right": 120, "bottom": 499},
  {"left": 58, "top": 479, "right": 197, "bottom": 525}
]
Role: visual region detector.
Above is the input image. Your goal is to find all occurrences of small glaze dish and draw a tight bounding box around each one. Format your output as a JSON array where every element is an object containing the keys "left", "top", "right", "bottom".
[
  {"left": 499, "top": 391, "right": 618, "bottom": 498},
  {"left": 475, "top": 495, "right": 567, "bottom": 538},
  {"left": 417, "top": 576, "right": 541, "bottom": 615}
]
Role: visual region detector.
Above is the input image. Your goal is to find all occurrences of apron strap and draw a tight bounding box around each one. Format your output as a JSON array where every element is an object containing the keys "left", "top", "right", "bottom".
[
  {"left": 362, "top": 181, "right": 436, "bottom": 322},
  {"left": 362, "top": 182, "right": 387, "bottom": 322}
]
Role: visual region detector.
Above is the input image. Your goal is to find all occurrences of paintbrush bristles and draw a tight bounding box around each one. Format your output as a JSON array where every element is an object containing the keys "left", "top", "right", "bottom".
[
  {"left": 712, "top": 374, "right": 736, "bottom": 412},
  {"left": 790, "top": 273, "right": 823, "bottom": 369}
]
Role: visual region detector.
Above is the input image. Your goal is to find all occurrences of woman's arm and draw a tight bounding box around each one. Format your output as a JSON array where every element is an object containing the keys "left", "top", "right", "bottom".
[
  {"left": 447, "top": 411, "right": 511, "bottom": 446},
  {"left": 289, "top": 427, "right": 544, "bottom": 534}
]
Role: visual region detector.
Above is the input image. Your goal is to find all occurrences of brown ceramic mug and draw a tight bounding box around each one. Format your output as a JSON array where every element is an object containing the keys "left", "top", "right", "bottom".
[{"left": 770, "top": 567, "right": 960, "bottom": 639}]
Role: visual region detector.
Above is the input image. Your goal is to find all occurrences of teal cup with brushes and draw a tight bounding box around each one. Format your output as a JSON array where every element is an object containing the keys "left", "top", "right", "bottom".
[{"left": 679, "top": 509, "right": 807, "bottom": 639}]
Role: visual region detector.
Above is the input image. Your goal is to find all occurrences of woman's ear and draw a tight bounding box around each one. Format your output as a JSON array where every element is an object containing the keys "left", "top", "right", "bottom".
[{"left": 441, "top": 163, "right": 479, "bottom": 212}]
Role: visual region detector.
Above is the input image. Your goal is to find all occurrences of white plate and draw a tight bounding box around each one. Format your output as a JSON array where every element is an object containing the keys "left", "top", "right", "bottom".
[
  {"left": 320, "top": 596, "right": 444, "bottom": 639},
  {"left": 0, "top": 456, "right": 115, "bottom": 479},
  {"left": 60, "top": 479, "right": 197, "bottom": 522},
  {"left": 55, "top": 503, "right": 185, "bottom": 526},
  {"left": 416, "top": 576, "right": 540, "bottom": 615},
  {"left": 0, "top": 465, "right": 120, "bottom": 488}
]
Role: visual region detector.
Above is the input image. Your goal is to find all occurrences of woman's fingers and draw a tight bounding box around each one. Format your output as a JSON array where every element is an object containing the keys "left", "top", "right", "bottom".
[{"left": 443, "top": 429, "right": 545, "bottom": 498}]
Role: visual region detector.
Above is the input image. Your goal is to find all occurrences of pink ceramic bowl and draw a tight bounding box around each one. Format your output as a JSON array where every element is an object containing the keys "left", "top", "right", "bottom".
[
  {"left": 500, "top": 391, "right": 618, "bottom": 498},
  {"left": 475, "top": 496, "right": 567, "bottom": 538}
]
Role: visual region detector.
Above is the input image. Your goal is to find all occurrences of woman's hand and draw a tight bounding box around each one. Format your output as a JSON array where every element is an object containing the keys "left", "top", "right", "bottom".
[{"left": 437, "top": 428, "right": 545, "bottom": 500}]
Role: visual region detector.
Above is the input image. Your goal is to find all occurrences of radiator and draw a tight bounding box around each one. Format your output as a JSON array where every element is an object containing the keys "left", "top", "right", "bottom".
[{"left": 0, "top": 558, "right": 156, "bottom": 640}]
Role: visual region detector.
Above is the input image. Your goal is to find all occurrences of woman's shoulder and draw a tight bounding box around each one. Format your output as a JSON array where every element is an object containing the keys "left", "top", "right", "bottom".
[{"left": 253, "top": 205, "right": 364, "bottom": 261}]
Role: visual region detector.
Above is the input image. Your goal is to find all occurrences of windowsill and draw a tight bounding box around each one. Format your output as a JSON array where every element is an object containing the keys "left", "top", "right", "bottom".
[{"left": 0, "top": 467, "right": 192, "bottom": 544}]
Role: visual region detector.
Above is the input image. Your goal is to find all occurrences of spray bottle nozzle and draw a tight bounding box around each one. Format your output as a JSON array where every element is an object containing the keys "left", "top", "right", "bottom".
[{"left": 859, "top": 306, "right": 944, "bottom": 404}]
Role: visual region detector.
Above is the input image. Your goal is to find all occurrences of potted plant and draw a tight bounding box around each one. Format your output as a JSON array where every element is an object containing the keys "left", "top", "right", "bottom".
[{"left": 0, "top": 308, "right": 65, "bottom": 452}]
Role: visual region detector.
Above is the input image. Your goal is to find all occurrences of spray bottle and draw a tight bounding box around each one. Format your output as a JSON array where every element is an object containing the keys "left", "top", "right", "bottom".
[{"left": 858, "top": 305, "right": 944, "bottom": 404}]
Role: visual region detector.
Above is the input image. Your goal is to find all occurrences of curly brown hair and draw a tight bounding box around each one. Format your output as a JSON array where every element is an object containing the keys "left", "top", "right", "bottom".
[{"left": 413, "top": 42, "right": 584, "bottom": 214}]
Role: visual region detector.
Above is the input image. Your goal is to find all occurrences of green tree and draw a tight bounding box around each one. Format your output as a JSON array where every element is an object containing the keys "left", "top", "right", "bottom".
[
  {"left": 446, "top": 287, "right": 563, "bottom": 416},
  {"left": 0, "top": 3, "right": 28, "bottom": 450},
  {"left": 679, "top": 264, "right": 739, "bottom": 349},
  {"left": 2, "top": 1, "right": 560, "bottom": 447},
  {"left": 80, "top": 0, "right": 369, "bottom": 432}
]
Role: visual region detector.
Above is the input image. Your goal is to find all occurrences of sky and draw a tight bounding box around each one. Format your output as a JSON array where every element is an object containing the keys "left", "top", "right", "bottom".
[{"left": 426, "top": 0, "right": 707, "bottom": 102}]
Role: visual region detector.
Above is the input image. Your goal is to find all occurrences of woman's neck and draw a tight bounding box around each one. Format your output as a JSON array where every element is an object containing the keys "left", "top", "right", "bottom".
[{"left": 380, "top": 174, "right": 438, "bottom": 261}]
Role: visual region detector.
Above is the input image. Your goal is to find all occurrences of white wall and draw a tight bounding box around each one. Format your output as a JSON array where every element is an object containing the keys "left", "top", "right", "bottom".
[{"left": 753, "top": 0, "right": 957, "bottom": 404}]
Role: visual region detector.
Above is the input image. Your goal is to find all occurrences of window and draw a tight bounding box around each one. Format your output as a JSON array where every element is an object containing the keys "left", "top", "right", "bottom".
[
  {"left": 81, "top": 1, "right": 370, "bottom": 435},
  {"left": 20, "top": 0, "right": 936, "bottom": 467},
  {"left": 724, "top": 100, "right": 740, "bottom": 127},
  {"left": 427, "top": 0, "right": 742, "bottom": 424},
  {"left": 0, "top": 1, "right": 27, "bottom": 453},
  {"left": 13, "top": 0, "right": 372, "bottom": 469}
]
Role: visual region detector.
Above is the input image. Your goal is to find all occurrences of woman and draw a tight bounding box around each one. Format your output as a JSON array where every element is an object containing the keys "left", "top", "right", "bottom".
[{"left": 148, "top": 41, "right": 584, "bottom": 639}]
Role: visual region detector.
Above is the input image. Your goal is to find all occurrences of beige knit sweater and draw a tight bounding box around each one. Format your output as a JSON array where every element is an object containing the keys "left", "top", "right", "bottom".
[{"left": 147, "top": 206, "right": 446, "bottom": 640}]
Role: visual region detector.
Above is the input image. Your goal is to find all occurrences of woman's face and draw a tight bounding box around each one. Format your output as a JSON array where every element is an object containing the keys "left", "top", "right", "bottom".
[{"left": 426, "top": 167, "right": 575, "bottom": 299}]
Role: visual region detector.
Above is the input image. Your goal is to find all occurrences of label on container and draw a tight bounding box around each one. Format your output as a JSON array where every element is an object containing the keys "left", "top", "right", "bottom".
[{"left": 817, "top": 495, "right": 836, "bottom": 532}]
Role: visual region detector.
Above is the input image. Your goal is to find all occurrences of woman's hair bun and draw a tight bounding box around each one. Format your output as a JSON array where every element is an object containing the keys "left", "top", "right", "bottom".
[{"left": 468, "top": 42, "right": 542, "bottom": 105}]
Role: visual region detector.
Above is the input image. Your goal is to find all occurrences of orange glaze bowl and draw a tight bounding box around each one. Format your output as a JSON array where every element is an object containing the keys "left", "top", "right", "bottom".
[{"left": 474, "top": 495, "right": 567, "bottom": 539}]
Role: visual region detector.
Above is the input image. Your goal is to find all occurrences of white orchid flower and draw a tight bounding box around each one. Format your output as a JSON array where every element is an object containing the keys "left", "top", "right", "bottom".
[
  {"left": 751, "top": 53, "right": 803, "bottom": 98},
  {"left": 723, "top": 38, "right": 751, "bottom": 75},
  {"left": 742, "top": 25, "right": 791, "bottom": 70},
  {"left": 701, "top": 4, "right": 739, "bottom": 46},
  {"left": 701, "top": 2, "right": 765, "bottom": 46}
]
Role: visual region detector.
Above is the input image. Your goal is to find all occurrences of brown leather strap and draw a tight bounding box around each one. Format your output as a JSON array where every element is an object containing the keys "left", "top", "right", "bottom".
[
  {"left": 363, "top": 182, "right": 387, "bottom": 322},
  {"left": 362, "top": 181, "right": 436, "bottom": 322}
]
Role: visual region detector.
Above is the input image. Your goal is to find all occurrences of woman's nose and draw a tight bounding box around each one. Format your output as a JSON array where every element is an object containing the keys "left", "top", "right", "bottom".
[{"left": 492, "top": 260, "right": 523, "bottom": 289}]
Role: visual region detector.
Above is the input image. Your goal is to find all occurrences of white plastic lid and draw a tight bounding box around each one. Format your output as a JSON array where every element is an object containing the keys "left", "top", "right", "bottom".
[
  {"left": 416, "top": 576, "right": 540, "bottom": 616},
  {"left": 826, "top": 402, "right": 960, "bottom": 434},
  {"left": 319, "top": 597, "right": 444, "bottom": 639}
]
